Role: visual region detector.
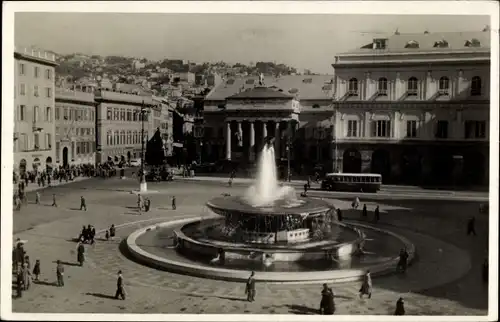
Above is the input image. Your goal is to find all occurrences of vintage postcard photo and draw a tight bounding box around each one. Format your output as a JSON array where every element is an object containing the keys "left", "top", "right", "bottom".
[{"left": 1, "top": 1, "right": 498, "bottom": 321}]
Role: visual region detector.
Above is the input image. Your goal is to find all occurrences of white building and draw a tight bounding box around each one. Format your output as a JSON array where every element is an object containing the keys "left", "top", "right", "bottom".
[
  {"left": 14, "top": 47, "right": 58, "bottom": 174},
  {"left": 332, "top": 29, "right": 490, "bottom": 185}
]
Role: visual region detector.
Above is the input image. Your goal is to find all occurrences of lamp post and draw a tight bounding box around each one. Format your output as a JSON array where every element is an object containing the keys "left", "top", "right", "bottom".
[
  {"left": 332, "top": 102, "right": 339, "bottom": 173},
  {"left": 286, "top": 141, "right": 291, "bottom": 182},
  {"left": 199, "top": 141, "right": 203, "bottom": 165},
  {"left": 139, "top": 101, "right": 150, "bottom": 192}
]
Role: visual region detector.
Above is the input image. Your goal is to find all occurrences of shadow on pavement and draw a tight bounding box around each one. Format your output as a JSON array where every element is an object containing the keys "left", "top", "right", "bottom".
[
  {"left": 285, "top": 304, "right": 319, "bottom": 315},
  {"left": 85, "top": 292, "right": 116, "bottom": 300},
  {"left": 34, "top": 280, "right": 58, "bottom": 287},
  {"left": 53, "top": 260, "right": 81, "bottom": 267}
]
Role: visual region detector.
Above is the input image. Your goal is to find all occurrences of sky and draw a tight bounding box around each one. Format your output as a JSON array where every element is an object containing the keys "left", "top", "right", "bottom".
[{"left": 15, "top": 13, "right": 489, "bottom": 73}]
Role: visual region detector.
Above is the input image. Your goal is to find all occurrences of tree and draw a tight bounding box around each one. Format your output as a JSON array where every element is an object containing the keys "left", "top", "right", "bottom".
[{"left": 145, "top": 128, "right": 165, "bottom": 166}]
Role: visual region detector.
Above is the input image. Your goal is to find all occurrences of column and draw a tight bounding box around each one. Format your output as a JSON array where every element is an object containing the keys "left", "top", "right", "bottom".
[
  {"left": 249, "top": 121, "right": 255, "bottom": 161},
  {"left": 226, "top": 122, "right": 231, "bottom": 160},
  {"left": 237, "top": 122, "right": 243, "bottom": 147},
  {"left": 274, "top": 122, "right": 281, "bottom": 160},
  {"left": 262, "top": 121, "right": 268, "bottom": 138}
]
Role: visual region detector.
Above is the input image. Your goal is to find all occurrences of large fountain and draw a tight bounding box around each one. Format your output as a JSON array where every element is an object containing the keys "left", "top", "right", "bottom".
[{"left": 125, "top": 137, "right": 415, "bottom": 283}]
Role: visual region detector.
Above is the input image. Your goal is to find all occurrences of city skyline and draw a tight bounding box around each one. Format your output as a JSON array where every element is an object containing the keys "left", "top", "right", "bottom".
[{"left": 15, "top": 13, "right": 489, "bottom": 73}]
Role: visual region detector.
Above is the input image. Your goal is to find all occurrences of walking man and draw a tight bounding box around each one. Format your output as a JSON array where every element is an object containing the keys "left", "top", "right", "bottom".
[
  {"left": 396, "top": 248, "right": 409, "bottom": 273},
  {"left": 35, "top": 192, "right": 40, "bottom": 205},
  {"left": 336, "top": 208, "right": 343, "bottom": 222},
  {"left": 359, "top": 270, "right": 372, "bottom": 299},
  {"left": 245, "top": 271, "right": 256, "bottom": 302},
  {"left": 56, "top": 260, "right": 64, "bottom": 287},
  {"left": 80, "top": 196, "right": 87, "bottom": 211},
  {"left": 374, "top": 206, "right": 380, "bottom": 223},
  {"left": 467, "top": 216, "right": 477, "bottom": 236},
  {"left": 77, "top": 241, "right": 85, "bottom": 266},
  {"left": 115, "top": 270, "right": 126, "bottom": 300},
  {"left": 52, "top": 194, "right": 58, "bottom": 207},
  {"left": 362, "top": 204, "right": 368, "bottom": 218},
  {"left": 172, "top": 196, "right": 176, "bottom": 210},
  {"left": 319, "top": 283, "right": 335, "bottom": 315}
]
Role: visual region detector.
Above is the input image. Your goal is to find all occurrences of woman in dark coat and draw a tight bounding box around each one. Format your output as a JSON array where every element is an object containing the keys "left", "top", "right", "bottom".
[
  {"left": 32, "top": 259, "right": 41, "bottom": 281},
  {"left": 359, "top": 271, "right": 372, "bottom": 299},
  {"left": 394, "top": 297, "right": 405, "bottom": 315},
  {"left": 77, "top": 242, "right": 85, "bottom": 266},
  {"left": 320, "top": 283, "right": 335, "bottom": 315}
]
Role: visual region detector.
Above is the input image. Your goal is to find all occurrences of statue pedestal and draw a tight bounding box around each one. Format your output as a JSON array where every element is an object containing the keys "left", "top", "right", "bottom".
[{"left": 140, "top": 181, "right": 148, "bottom": 192}]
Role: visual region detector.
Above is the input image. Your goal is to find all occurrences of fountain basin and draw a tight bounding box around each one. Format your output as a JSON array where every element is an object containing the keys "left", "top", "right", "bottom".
[
  {"left": 126, "top": 217, "right": 416, "bottom": 283},
  {"left": 176, "top": 218, "right": 365, "bottom": 262}
]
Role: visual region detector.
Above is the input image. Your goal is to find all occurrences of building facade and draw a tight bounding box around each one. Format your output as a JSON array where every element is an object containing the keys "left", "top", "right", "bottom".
[
  {"left": 332, "top": 30, "right": 490, "bottom": 185},
  {"left": 14, "top": 47, "right": 57, "bottom": 174},
  {"left": 94, "top": 90, "right": 156, "bottom": 164},
  {"left": 55, "top": 88, "right": 96, "bottom": 166},
  {"left": 203, "top": 30, "right": 490, "bottom": 185}
]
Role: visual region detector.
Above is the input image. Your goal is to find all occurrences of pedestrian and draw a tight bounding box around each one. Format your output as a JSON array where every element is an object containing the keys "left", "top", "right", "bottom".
[
  {"left": 105, "top": 230, "right": 110, "bottom": 241},
  {"left": 52, "top": 194, "right": 58, "bottom": 207},
  {"left": 25, "top": 255, "right": 31, "bottom": 270},
  {"left": 374, "top": 206, "right": 380, "bottom": 222},
  {"left": 56, "top": 260, "right": 64, "bottom": 287},
  {"left": 110, "top": 224, "right": 116, "bottom": 238},
  {"left": 77, "top": 241, "right": 85, "bottom": 266},
  {"left": 115, "top": 270, "right": 126, "bottom": 300},
  {"left": 35, "top": 192, "right": 40, "bottom": 205},
  {"left": 90, "top": 226, "right": 96, "bottom": 245},
  {"left": 172, "top": 196, "right": 176, "bottom": 210},
  {"left": 245, "top": 271, "right": 256, "bottom": 302},
  {"left": 145, "top": 198, "right": 151, "bottom": 212},
  {"left": 319, "top": 283, "right": 335, "bottom": 315},
  {"left": 16, "top": 266, "right": 23, "bottom": 298},
  {"left": 137, "top": 194, "right": 143, "bottom": 211},
  {"left": 362, "top": 204, "right": 368, "bottom": 218},
  {"left": 359, "top": 270, "right": 372, "bottom": 299},
  {"left": 303, "top": 183, "right": 308, "bottom": 196},
  {"left": 80, "top": 196, "right": 87, "bottom": 211},
  {"left": 33, "top": 259, "right": 41, "bottom": 281},
  {"left": 467, "top": 216, "right": 477, "bottom": 236},
  {"left": 22, "top": 262, "right": 31, "bottom": 290},
  {"left": 12, "top": 247, "right": 18, "bottom": 273},
  {"left": 396, "top": 248, "right": 409, "bottom": 273},
  {"left": 336, "top": 208, "right": 343, "bottom": 222},
  {"left": 394, "top": 297, "right": 405, "bottom": 315},
  {"left": 482, "top": 256, "right": 488, "bottom": 283}
]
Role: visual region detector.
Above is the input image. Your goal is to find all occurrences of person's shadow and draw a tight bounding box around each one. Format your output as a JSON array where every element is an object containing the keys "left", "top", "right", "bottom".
[
  {"left": 52, "top": 260, "right": 80, "bottom": 267},
  {"left": 85, "top": 292, "right": 116, "bottom": 300},
  {"left": 283, "top": 304, "right": 320, "bottom": 315}
]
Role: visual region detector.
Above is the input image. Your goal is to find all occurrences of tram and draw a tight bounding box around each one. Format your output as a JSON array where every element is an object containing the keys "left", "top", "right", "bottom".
[{"left": 320, "top": 173, "right": 382, "bottom": 193}]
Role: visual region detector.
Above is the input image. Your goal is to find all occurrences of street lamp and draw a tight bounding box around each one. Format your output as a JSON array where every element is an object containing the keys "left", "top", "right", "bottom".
[
  {"left": 199, "top": 141, "right": 203, "bottom": 165},
  {"left": 332, "top": 102, "right": 339, "bottom": 172},
  {"left": 139, "top": 100, "right": 150, "bottom": 192},
  {"left": 286, "top": 141, "right": 291, "bottom": 182}
]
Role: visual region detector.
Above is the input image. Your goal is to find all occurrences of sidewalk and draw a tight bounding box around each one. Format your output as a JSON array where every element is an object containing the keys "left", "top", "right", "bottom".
[{"left": 13, "top": 176, "right": 91, "bottom": 193}]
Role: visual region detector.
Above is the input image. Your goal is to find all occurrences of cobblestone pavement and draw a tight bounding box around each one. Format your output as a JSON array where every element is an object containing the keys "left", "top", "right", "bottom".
[{"left": 9, "top": 179, "right": 489, "bottom": 315}]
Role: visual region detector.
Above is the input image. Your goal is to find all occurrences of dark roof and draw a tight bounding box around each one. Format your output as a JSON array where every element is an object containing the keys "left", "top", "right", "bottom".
[
  {"left": 206, "top": 75, "right": 335, "bottom": 101},
  {"left": 339, "top": 30, "right": 491, "bottom": 55},
  {"left": 226, "top": 86, "right": 293, "bottom": 100}
]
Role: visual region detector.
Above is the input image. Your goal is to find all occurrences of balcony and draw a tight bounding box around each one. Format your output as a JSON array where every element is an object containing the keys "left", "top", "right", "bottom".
[{"left": 32, "top": 122, "right": 44, "bottom": 133}]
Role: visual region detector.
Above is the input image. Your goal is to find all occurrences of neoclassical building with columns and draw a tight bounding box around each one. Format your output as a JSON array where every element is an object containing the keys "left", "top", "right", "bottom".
[{"left": 203, "top": 29, "right": 490, "bottom": 186}]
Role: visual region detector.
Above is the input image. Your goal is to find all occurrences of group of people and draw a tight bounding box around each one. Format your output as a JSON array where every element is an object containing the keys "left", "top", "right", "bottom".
[
  {"left": 137, "top": 194, "right": 152, "bottom": 212},
  {"left": 12, "top": 239, "right": 41, "bottom": 298},
  {"left": 79, "top": 225, "right": 97, "bottom": 244}
]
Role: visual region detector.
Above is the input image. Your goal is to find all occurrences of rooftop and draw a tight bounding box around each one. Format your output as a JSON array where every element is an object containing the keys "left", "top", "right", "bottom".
[
  {"left": 227, "top": 86, "right": 294, "bottom": 100},
  {"left": 205, "top": 75, "right": 335, "bottom": 101},
  {"left": 338, "top": 30, "right": 491, "bottom": 56}
]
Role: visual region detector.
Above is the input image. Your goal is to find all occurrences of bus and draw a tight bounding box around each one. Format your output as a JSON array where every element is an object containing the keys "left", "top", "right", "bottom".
[{"left": 320, "top": 173, "right": 382, "bottom": 193}]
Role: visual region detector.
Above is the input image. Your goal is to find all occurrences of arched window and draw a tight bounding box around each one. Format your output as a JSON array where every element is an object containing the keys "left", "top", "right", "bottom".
[
  {"left": 127, "top": 131, "right": 131, "bottom": 144},
  {"left": 114, "top": 131, "right": 119, "bottom": 145},
  {"left": 45, "top": 107, "right": 52, "bottom": 122},
  {"left": 377, "top": 78, "right": 388, "bottom": 95},
  {"left": 407, "top": 77, "right": 418, "bottom": 95},
  {"left": 471, "top": 76, "right": 482, "bottom": 96},
  {"left": 107, "top": 131, "right": 112, "bottom": 145},
  {"left": 405, "top": 40, "right": 419, "bottom": 49},
  {"left": 438, "top": 77, "right": 450, "bottom": 94},
  {"left": 348, "top": 78, "right": 358, "bottom": 95}
]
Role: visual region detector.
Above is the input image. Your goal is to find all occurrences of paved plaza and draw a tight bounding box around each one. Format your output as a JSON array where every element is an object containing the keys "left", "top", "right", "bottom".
[{"left": 10, "top": 177, "right": 489, "bottom": 315}]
